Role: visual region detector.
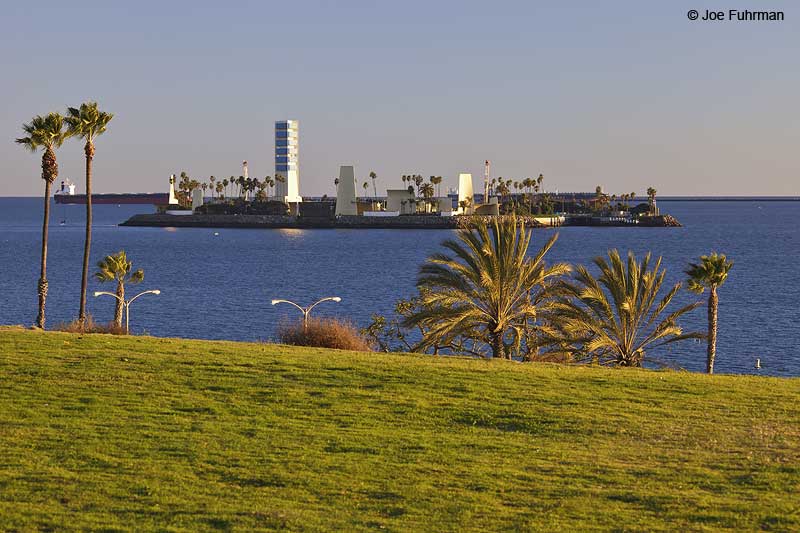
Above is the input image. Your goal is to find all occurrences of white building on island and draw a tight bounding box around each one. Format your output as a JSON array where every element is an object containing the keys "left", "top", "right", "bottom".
[{"left": 274, "top": 120, "right": 302, "bottom": 203}]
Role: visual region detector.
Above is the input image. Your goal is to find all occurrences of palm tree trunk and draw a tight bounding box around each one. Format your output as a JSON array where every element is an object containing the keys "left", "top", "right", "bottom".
[
  {"left": 491, "top": 330, "right": 505, "bottom": 359},
  {"left": 36, "top": 178, "right": 52, "bottom": 329},
  {"left": 79, "top": 141, "right": 94, "bottom": 325},
  {"left": 114, "top": 280, "right": 125, "bottom": 327},
  {"left": 707, "top": 286, "right": 718, "bottom": 374}
]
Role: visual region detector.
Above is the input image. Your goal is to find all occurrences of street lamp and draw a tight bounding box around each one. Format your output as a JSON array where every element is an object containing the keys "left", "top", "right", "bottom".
[
  {"left": 271, "top": 296, "right": 342, "bottom": 330},
  {"left": 93, "top": 289, "right": 161, "bottom": 334}
]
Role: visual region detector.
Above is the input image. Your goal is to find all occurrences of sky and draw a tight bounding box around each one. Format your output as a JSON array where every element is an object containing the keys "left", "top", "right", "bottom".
[{"left": 1, "top": 1, "right": 798, "bottom": 196}]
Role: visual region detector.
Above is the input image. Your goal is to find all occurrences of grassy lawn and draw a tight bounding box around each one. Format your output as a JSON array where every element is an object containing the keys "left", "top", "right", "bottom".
[{"left": 1, "top": 328, "right": 798, "bottom": 531}]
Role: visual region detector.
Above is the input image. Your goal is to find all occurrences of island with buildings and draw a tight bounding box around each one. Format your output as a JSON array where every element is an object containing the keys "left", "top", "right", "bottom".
[{"left": 120, "top": 119, "right": 681, "bottom": 229}]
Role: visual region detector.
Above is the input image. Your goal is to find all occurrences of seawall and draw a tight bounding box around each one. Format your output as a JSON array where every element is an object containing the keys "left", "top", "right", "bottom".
[
  {"left": 120, "top": 213, "right": 679, "bottom": 229},
  {"left": 120, "top": 214, "right": 464, "bottom": 229}
]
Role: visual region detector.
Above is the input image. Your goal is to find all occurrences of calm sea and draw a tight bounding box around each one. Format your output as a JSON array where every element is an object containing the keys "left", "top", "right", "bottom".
[{"left": 0, "top": 197, "right": 797, "bottom": 376}]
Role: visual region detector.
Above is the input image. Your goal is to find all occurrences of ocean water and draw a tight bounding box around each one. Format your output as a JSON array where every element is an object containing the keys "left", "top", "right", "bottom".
[{"left": 0, "top": 197, "right": 798, "bottom": 377}]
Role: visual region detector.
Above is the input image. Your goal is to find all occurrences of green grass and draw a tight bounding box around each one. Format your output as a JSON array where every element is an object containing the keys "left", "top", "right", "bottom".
[{"left": 1, "top": 328, "right": 798, "bottom": 532}]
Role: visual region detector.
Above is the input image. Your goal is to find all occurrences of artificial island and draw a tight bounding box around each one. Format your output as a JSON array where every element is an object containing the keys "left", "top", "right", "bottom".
[{"left": 57, "top": 119, "right": 680, "bottom": 229}]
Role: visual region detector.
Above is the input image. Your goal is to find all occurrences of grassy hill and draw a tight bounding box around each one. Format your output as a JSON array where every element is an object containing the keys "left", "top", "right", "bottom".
[{"left": 0, "top": 328, "right": 798, "bottom": 531}]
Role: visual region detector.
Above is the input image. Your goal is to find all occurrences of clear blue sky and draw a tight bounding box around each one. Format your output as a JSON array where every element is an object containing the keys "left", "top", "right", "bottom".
[{"left": 2, "top": 1, "right": 797, "bottom": 196}]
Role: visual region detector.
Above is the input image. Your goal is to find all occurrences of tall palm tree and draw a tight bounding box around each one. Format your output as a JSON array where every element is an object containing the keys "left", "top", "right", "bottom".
[
  {"left": 553, "top": 250, "right": 702, "bottom": 367},
  {"left": 420, "top": 182, "right": 435, "bottom": 212},
  {"left": 362, "top": 181, "right": 369, "bottom": 198},
  {"left": 405, "top": 217, "right": 571, "bottom": 359},
  {"left": 16, "top": 113, "right": 69, "bottom": 329},
  {"left": 430, "top": 175, "right": 443, "bottom": 197},
  {"left": 686, "top": 253, "right": 733, "bottom": 374},
  {"left": 65, "top": 102, "right": 113, "bottom": 326},
  {"left": 94, "top": 250, "right": 144, "bottom": 327},
  {"left": 370, "top": 171, "right": 378, "bottom": 197}
]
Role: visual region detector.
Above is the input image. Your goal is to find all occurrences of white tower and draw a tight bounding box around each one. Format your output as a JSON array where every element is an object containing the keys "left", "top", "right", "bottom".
[
  {"left": 335, "top": 166, "right": 358, "bottom": 216},
  {"left": 457, "top": 173, "right": 474, "bottom": 214},
  {"left": 274, "top": 120, "right": 302, "bottom": 203},
  {"left": 242, "top": 161, "right": 249, "bottom": 200},
  {"left": 168, "top": 174, "right": 178, "bottom": 205}
]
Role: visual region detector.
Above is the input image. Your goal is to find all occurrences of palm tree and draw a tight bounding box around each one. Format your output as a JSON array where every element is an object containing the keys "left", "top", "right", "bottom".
[
  {"left": 686, "top": 253, "right": 733, "bottom": 374},
  {"left": 94, "top": 250, "right": 144, "bottom": 327},
  {"left": 429, "top": 175, "right": 443, "bottom": 197},
  {"left": 370, "top": 171, "right": 378, "bottom": 197},
  {"left": 362, "top": 181, "right": 369, "bottom": 198},
  {"left": 16, "top": 113, "right": 69, "bottom": 329},
  {"left": 420, "top": 182, "right": 435, "bottom": 212},
  {"left": 65, "top": 102, "right": 113, "bottom": 326},
  {"left": 553, "top": 250, "right": 702, "bottom": 367},
  {"left": 405, "top": 218, "right": 571, "bottom": 359}
]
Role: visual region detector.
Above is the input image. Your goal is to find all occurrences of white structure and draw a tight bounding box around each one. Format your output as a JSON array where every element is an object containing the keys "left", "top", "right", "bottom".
[
  {"left": 192, "top": 188, "right": 204, "bottom": 209},
  {"left": 274, "top": 120, "right": 302, "bottom": 203},
  {"left": 457, "top": 173, "right": 474, "bottom": 214},
  {"left": 335, "top": 166, "right": 358, "bottom": 216},
  {"left": 168, "top": 174, "right": 178, "bottom": 205},
  {"left": 386, "top": 189, "right": 416, "bottom": 214},
  {"left": 242, "top": 160, "right": 250, "bottom": 200},
  {"left": 437, "top": 197, "right": 453, "bottom": 214},
  {"left": 56, "top": 179, "right": 77, "bottom": 196}
]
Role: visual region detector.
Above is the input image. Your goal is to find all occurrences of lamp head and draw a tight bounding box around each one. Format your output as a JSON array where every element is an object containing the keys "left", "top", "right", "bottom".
[
  {"left": 271, "top": 299, "right": 280, "bottom": 305},
  {"left": 93, "top": 292, "right": 101, "bottom": 297},
  {"left": 152, "top": 290, "right": 161, "bottom": 295},
  {"left": 331, "top": 297, "right": 342, "bottom": 302}
]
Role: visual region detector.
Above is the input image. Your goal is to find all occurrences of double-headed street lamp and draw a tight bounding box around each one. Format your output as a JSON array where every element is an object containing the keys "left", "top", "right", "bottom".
[
  {"left": 93, "top": 289, "right": 161, "bottom": 333},
  {"left": 271, "top": 296, "right": 342, "bottom": 330}
]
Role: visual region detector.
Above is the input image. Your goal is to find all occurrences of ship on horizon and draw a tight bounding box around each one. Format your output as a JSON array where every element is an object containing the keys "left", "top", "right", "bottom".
[{"left": 54, "top": 179, "right": 168, "bottom": 205}]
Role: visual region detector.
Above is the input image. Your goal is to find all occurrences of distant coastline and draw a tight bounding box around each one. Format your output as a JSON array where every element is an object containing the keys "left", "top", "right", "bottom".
[{"left": 2, "top": 196, "right": 800, "bottom": 202}]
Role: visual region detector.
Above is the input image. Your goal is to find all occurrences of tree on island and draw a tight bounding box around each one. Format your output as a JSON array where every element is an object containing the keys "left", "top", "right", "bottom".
[
  {"left": 412, "top": 174, "right": 424, "bottom": 196},
  {"left": 686, "top": 253, "right": 734, "bottom": 374},
  {"left": 430, "top": 175, "right": 443, "bottom": 198},
  {"left": 94, "top": 250, "right": 144, "bottom": 328},
  {"left": 65, "top": 102, "right": 113, "bottom": 327},
  {"left": 420, "top": 182, "right": 435, "bottom": 212},
  {"left": 16, "top": 112, "right": 69, "bottom": 329},
  {"left": 370, "top": 171, "right": 378, "bottom": 197}
]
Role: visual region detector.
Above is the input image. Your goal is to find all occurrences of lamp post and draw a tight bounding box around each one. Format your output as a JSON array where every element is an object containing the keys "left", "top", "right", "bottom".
[
  {"left": 93, "top": 289, "right": 161, "bottom": 334},
  {"left": 271, "top": 296, "right": 342, "bottom": 330}
]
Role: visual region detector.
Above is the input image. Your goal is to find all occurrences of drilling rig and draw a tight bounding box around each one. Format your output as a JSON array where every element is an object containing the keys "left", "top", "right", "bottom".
[{"left": 484, "top": 160, "right": 491, "bottom": 203}]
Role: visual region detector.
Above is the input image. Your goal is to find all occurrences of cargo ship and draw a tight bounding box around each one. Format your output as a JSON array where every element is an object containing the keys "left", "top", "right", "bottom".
[{"left": 54, "top": 179, "right": 168, "bottom": 205}]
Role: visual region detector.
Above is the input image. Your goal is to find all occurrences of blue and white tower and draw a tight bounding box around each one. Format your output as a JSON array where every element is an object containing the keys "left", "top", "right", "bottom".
[{"left": 274, "top": 120, "right": 302, "bottom": 203}]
